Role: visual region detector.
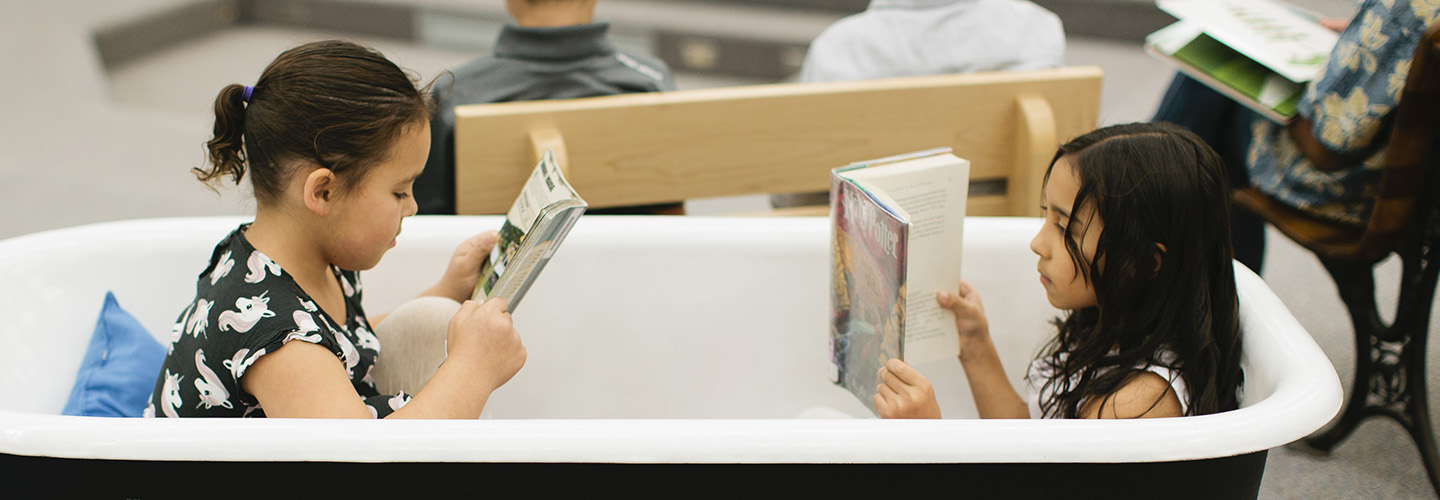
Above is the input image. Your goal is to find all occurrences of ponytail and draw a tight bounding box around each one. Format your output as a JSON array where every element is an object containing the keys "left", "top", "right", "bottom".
[
  {"left": 197, "top": 84, "right": 249, "bottom": 187},
  {"left": 192, "top": 41, "right": 432, "bottom": 206}
]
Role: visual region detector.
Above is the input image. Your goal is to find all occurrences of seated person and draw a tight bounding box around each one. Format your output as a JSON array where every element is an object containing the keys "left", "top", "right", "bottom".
[
  {"left": 798, "top": 0, "right": 1065, "bottom": 82},
  {"left": 417, "top": 0, "right": 676, "bottom": 215},
  {"left": 777, "top": 0, "right": 1064, "bottom": 208},
  {"left": 151, "top": 40, "right": 525, "bottom": 419},
  {"left": 875, "top": 123, "right": 1245, "bottom": 420},
  {"left": 1153, "top": 0, "right": 1439, "bottom": 272}
]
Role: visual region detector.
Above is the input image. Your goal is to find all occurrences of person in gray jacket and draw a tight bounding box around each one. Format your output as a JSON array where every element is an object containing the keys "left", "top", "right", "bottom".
[{"left": 418, "top": 0, "right": 675, "bottom": 215}]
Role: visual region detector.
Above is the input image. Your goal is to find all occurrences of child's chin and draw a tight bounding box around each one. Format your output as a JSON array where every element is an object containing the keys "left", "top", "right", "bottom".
[
  {"left": 338, "top": 253, "right": 387, "bottom": 272},
  {"left": 1042, "top": 292, "right": 1069, "bottom": 310}
]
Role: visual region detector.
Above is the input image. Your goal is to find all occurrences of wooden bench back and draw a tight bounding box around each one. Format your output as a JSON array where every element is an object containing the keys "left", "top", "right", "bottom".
[{"left": 454, "top": 66, "right": 1103, "bottom": 217}]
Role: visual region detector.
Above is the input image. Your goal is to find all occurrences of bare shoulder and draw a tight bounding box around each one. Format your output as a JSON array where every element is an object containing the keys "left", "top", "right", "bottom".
[{"left": 1080, "top": 371, "right": 1184, "bottom": 419}]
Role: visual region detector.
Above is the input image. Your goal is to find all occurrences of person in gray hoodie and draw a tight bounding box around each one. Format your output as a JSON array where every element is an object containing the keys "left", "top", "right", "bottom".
[
  {"left": 798, "top": 0, "right": 1065, "bottom": 83},
  {"left": 418, "top": 0, "right": 675, "bottom": 215},
  {"left": 772, "top": 0, "right": 1064, "bottom": 209}
]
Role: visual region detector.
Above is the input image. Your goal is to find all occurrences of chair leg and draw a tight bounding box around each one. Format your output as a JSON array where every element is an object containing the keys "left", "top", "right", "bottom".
[
  {"left": 1298, "top": 244, "right": 1440, "bottom": 494},
  {"left": 1300, "top": 260, "right": 1383, "bottom": 449}
]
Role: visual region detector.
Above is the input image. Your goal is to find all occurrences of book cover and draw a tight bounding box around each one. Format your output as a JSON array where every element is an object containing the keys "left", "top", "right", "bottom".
[
  {"left": 473, "top": 150, "right": 587, "bottom": 313},
  {"left": 828, "top": 148, "right": 969, "bottom": 415},
  {"left": 1145, "top": 0, "right": 1338, "bottom": 123},
  {"left": 830, "top": 176, "right": 909, "bottom": 416}
]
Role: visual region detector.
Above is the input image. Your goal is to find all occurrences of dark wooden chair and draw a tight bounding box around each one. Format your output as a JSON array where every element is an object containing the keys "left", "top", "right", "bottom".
[{"left": 1233, "top": 21, "right": 1440, "bottom": 492}]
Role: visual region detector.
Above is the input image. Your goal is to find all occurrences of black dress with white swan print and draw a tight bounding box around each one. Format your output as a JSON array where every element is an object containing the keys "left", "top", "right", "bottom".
[{"left": 146, "top": 225, "right": 410, "bottom": 418}]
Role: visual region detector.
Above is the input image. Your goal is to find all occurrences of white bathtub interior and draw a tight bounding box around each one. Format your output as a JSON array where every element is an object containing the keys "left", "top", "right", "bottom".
[{"left": 0, "top": 216, "right": 1341, "bottom": 464}]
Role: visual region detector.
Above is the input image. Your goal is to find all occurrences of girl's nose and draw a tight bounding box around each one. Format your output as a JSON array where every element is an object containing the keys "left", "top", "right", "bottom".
[
  {"left": 1029, "top": 227, "right": 1045, "bottom": 258},
  {"left": 403, "top": 194, "right": 418, "bottom": 218}
]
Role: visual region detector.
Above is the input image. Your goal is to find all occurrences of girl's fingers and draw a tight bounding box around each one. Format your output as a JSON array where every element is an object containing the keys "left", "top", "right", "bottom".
[
  {"left": 935, "top": 290, "right": 971, "bottom": 315},
  {"left": 877, "top": 365, "right": 901, "bottom": 394},
  {"left": 472, "top": 231, "right": 500, "bottom": 253},
  {"left": 876, "top": 382, "right": 898, "bottom": 402},
  {"left": 884, "top": 358, "right": 925, "bottom": 386},
  {"left": 957, "top": 279, "right": 975, "bottom": 297}
]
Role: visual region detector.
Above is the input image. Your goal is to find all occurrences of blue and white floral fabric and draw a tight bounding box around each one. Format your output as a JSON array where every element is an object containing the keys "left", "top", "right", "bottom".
[{"left": 1246, "top": 0, "right": 1440, "bottom": 225}]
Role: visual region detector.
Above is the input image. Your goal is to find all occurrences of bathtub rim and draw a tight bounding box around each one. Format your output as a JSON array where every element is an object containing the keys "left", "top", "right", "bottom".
[{"left": 0, "top": 216, "right": 1341, "bottom": 464}]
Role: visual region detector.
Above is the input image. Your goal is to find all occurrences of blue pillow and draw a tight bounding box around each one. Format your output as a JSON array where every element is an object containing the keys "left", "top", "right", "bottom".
[{"left": 62, "top": 292, "right": 166, "bottom": 417}]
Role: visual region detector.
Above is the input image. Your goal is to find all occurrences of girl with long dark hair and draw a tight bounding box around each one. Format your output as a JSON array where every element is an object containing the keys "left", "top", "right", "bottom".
[{"left": 874, "top": 122, "right": 1245, "bottom": 419}]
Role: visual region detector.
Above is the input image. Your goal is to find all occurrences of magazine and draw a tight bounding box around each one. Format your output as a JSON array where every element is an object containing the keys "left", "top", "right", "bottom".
[
  {"left": 829, "top": 148, "right": 969, "bottom": 415},
  {"left": 1144, "top": 0, "right": 1338, "bottom": 123},
  {"left": 472, "top": 149, "right": 587, "bottom": 313}
]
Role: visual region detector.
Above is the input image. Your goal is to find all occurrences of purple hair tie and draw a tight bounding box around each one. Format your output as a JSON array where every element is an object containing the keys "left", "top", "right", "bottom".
[{"left": 241, "top": 85, "right": 254, "bottom": 103}]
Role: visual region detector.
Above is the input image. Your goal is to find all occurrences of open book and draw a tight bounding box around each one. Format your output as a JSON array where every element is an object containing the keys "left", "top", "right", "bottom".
[
  {"left": 829, "top": 148, "right": 969, "bottom": 415},
  {"left": 1144, "top": 0, "right": 1338, "bottom": 123},
  {"left": 472, "top": 150, "right": 587, "bottom": 313}
]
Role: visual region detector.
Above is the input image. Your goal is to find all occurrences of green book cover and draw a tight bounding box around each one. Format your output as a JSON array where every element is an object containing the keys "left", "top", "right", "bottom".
[{"left": 1171, "top": 33, "right": 1302, "bottom": 120}]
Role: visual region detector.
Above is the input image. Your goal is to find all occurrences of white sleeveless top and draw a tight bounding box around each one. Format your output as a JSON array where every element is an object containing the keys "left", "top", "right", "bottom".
[{"left": 1025, "top": 350, "right": 1189, "bottom": 419}]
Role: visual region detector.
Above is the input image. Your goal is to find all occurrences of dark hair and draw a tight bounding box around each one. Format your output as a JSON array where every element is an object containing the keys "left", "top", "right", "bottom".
[
  {"left": 198, "top": 40, "right": 434, "bottom": 205},
  {"left": 1035, "top": 122, "right": 1244, "bottom": 418}
]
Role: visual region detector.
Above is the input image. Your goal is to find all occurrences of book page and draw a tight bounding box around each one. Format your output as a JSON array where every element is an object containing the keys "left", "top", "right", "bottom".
[
  {"left": 474, "top": 150, "right": 587, "bottom": 311},
  {"left": 1157, "top": 0, "right": 1337, "bottom": 83},
  {"left": 842, "top": 154, "right": 969, "bottom": 364},
  {"left": 1144, "top": 30, "right": 1296, "bottom": 123},
  {"left": 505, "top": 151, "right": 580, "bottom": 228},
  {"left": 495, "top": 205, "right": 585, "bottom": 313}
]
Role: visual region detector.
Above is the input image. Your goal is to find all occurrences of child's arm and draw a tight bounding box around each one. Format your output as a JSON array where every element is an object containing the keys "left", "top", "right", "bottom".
[
  {"left": 371, "top": 231, "right": 499, "bottom": 325},
  {"left": 243, "top": 297, "right": 525, "bottom": 419},
  {"left": 938, "top": 280, "right": 1028, "bottom": 419},
  {"left": 873, "top": 280, "right": 1029, "bottom": 419},
  {"left": 420, "top": 231, "right": 498, "bottom": 302}
]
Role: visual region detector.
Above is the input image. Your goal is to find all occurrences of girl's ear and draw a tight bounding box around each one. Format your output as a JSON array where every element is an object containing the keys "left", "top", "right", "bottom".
[
  {"left": 302, "top": 167, "right": 337, "bottom": 216},
  {"left": 1152, "top": 242, "right": 1168, "bottom": 274}
]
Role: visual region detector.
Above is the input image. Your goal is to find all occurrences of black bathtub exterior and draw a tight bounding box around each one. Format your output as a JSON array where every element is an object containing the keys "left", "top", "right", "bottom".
[{"left": 4, "top": 450, "right": 1267, "bottom": 499}]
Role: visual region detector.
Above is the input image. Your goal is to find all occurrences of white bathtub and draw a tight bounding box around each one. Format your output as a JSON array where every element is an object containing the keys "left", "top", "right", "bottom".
[{"left": 0, "top": 216, "right": 1340, "bottom": 498}]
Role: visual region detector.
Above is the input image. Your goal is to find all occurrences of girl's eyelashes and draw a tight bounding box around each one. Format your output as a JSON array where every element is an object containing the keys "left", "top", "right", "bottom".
[{"left": 393, "top": 192, "right": 410, "bottom": 200}]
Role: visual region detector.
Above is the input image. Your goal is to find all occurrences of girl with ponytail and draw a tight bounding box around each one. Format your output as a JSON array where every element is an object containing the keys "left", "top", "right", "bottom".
[{"left": 149, "top": 40, "right": 527, "bottom": 419}]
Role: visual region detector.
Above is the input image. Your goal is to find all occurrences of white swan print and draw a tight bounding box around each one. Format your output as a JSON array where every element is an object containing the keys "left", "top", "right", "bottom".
[
  {"left": 339, "top": 273, "right": 356, "bottom": 297},
  {"left": 285, "top": 331, "right": 325, "bottom": 344},
  {"left": 186, "top": 298, "right": 212, "bottom": 337},
  {"left": 210, "top": 250, "right": 234, "bottom": 285},
  {"left": 354, "top": 324, "right": 380, "bottom": 352},
  {"left": 218, "top": 292, "right": 274, "bottom": 333},
  {"left": 293, "top": 310, "right": 320, "bottom": 334},
  {"left": 244, "top": 251, "right": 282, "bottom": 283},
  {"left": 169, "top": 303, "right": 193, "bottom": 351},
  {"left": 334, "top": 327, "right": 360, "bottom": 376},
  {"left": 360, "top": 363, "right": 376, "bottom": 386},
  {"left": 160, "top": 370, "right": 183, "bottom": 418},
  {"left": 193, "top": 350, "right": 233, "bottom": 410},
  {"left": 313, "top": 313, "right": 361, "bottom": 375},
  {"left": 223, "top": 348, "right": 260, "bottom": 381},
  {"left": 298, "top": 297, "right": 318, "bottom": 313},
  {"left": 389, "top": 393, "right": 410, "bottom": 412}
]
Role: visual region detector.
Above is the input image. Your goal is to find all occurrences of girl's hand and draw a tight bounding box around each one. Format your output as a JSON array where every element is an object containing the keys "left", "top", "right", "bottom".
[
  {"left": 426, "top": 231, "right": 499, "bottom": 303},
  {"left": 446, "top": 297, "right": 526, "bottom": 391},
  {"left": 937, "top": 280, "right": 989, "bottom": 347},
  {"left": 874, "top": 359, "right": 941, "bottom": 419}
]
